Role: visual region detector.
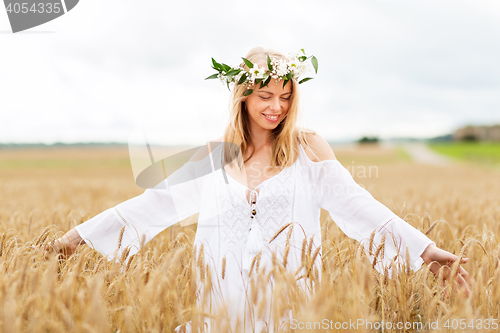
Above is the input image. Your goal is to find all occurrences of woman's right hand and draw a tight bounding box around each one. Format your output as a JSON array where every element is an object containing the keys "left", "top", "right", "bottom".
[{"left": 32, "top": 228, "right": 85, "bottom": 259}]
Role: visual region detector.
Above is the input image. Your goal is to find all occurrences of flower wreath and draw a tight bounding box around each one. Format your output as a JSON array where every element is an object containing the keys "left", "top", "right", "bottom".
[{"left": 205, "top": 49, "right": 318, "bottom": 96}]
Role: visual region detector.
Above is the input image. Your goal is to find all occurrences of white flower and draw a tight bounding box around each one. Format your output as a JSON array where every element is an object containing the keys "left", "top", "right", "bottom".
[
  {"left": 276, "top": 60, "right": 289, "bottom": 77},
  {"left": 269, "top": 57, "right": 291, "bottom": 78},
  {"left": 217, "top": 72, "right": 226, "bottom": 85},
  {"left": 293, "top": 61, "right": 311, "bottom": 78},
  {"left": 247, "top": 64, "right": 267, "bottom": 84},
  {"left": 249, "top": 64, "right": 266, "bottom": 80},
  {"left": 288, "top": 58, "right": 300, "bottom": 73}
]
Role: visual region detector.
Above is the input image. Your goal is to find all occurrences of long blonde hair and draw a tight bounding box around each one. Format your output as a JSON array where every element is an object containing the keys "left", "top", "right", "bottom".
[{"left": 222, "top": 46, "right": 316, "bottom": 171}]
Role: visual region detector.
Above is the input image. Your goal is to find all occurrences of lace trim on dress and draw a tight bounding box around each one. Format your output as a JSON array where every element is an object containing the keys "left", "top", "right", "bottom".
[
  {"left": 215, "top": 158, "right": 297, "bottom": 249},
  {"left": 216, "top": 176, "right": 250, "bottom": 247}
]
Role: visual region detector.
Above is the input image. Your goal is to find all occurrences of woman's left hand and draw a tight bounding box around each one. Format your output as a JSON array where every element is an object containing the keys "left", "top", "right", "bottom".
[{"left": 420, "top": 243, "right": 473, "bottom": 297}]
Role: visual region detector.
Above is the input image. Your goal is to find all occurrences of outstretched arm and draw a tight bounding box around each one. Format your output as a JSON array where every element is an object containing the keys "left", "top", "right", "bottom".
[
  {"left": 304, "top": 133, "right": 472, "bottom": 296},
  {"left": 35, "top": 151, "right": 207, "bottom": 263}
]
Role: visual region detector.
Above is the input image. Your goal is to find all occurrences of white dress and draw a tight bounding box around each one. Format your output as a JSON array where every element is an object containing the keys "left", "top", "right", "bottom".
[{"left": 75, "top": 143, "right": 435, "bottom": 332}]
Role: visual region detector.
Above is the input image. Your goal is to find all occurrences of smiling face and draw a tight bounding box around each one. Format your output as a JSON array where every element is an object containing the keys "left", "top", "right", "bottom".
[{"left": 242, "top": 78, "right": 293, "bottom": 134}]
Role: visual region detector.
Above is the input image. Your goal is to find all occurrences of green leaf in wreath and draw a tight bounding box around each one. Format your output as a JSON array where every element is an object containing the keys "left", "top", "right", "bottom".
[
  {"left": 267, "top": 54, "right": 272, "bottom": 71},
  {"left": 221, "top": 63, "right": 232, "bottom": 72},
  {"left": 212, "top": 58, "right": 222, "bottom": 71},
  {"left": 311, "top": 56, "right": 318, "bottom": 74},
  {"left": 243, "top": 89, "right": 254, "bottom": 96},
  {"left": 205, "top": 73, "right": 219, "bottom": 80},
  {"left": 226, "top": 69, "right": 240, "bottom": 76},
  {"left": 238, "top": 73, "right": 248, "bottom": 85},
  {"left": 225, "top": 69, "right": 239, "bottom": 81},
  {"left": 260, "top": 75, "right": 271, "bottom": 89},
  {"left": 242, "top": 57, "right": 254, "bottom": 69},
  {"left": 298, "top": 77, "right": 313, "bottom": 84}
]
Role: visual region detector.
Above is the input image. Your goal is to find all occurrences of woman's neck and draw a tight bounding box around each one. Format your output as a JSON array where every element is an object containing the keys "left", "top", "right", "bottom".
[{"left": 248, "top": 126, "right": 273, "bottom": 150}]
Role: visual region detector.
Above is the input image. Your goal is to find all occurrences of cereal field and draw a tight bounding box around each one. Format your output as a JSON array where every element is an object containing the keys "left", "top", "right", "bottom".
[{"left": 0, "top": 144, "right": 499, "bottom": 332}]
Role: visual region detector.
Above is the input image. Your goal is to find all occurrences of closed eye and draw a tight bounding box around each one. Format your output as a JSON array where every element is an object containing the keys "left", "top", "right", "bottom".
[{"left": 260, "top": 97, "right": 290, "bottom": 101}]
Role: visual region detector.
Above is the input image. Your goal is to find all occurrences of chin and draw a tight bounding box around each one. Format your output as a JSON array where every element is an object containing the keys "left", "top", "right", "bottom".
[{"left": 261, "top": 122, "right": 281, "bottom": 130}]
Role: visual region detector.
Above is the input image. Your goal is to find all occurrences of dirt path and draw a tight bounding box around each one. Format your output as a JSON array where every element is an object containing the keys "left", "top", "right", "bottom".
[{"left": 395, "top": 142, "right": 456, "bottom": 166}]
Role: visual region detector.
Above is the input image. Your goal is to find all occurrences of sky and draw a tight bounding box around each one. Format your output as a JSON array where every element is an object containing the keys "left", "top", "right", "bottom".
[{"left": 1, "top": 0, "right": 499, "bottom": 146}]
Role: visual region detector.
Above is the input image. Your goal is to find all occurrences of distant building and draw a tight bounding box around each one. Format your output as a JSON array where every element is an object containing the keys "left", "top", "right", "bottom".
[{"left": 453, "top": 124, "right": 500, "bottom": 142}]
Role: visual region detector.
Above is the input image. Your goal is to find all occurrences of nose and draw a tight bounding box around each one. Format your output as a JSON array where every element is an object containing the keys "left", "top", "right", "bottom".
[{"left": 270, "top": 97, "right": 280, "bottom": 111}]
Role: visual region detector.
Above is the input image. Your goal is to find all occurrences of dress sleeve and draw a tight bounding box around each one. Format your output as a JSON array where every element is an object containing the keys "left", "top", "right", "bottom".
[
  {"left": 74, "top": 160, "right": 202, "bottom": 264},
  {"left": 310, "top": 159, "right": 435, "bottom": 276}
]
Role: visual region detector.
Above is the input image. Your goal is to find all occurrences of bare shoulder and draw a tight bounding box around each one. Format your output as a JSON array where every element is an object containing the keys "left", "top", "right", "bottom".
[{"left": 302, "top": 132, "right": 337, "bottom": 162}]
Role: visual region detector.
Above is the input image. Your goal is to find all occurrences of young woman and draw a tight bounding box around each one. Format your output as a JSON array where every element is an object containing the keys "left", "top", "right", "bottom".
[{"left": 38, "top": 47, "right": 472, "bottom": 332}]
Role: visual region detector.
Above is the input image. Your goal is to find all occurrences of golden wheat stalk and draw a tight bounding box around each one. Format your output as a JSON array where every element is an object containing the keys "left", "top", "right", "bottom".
[
  {"left": 249, "top": 254, "right": 257, "bottom": 277},
  {"left": 120, "top": 246, "right": 131, "bottom": 265},
  {"left": 116, "top": 225, "right": 126, "bottom": 251},
  {"left": 425, "top": 221, "right": 439, "bottom": 235},
  {"left": 283, "top": 224, "right": 294, "bottom": 269},
  {"left": 255, "top": 252, "right": 261, "bottom": 273},
  {"left": 379, "top": 234, "right": 386, "bottom": 260},
  {"left": 34, "top": 226, "right": 51, "bottom": 246},
  {"left": 301, "top": 237, "right": 307, "bottom": 267},
  {"left": 0, "top": 232, "right": 6, "bottom": 257},
  {"left": 368, "top": 229, "right": 376, "bottom": 256},
  {"left": 269, "top": 222, "right": 292, "bottom": 243},
  {"left": 126, "top": 254, "right": 136, "bottom": 272},
  {"left": 222, "top": 256, "right": 226, "bottom": 280}
]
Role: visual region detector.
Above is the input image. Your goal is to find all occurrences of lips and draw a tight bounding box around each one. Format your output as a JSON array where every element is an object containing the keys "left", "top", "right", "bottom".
[{"left": 262, "top": 113, "right": 280, "bottom": 122}]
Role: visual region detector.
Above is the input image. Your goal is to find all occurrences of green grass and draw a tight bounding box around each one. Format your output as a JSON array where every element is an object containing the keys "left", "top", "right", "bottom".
[
  {"left": 427, "top": 141, "right": 500, "bottom": 166},
  {"left": 396, "top": 146, "right": 413, "bottom": 162}
]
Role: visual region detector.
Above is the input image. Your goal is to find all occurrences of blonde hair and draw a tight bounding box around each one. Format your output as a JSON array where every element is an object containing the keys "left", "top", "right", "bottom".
[{"left": 222, "top": 46, "right": 316, "bottom": 171}]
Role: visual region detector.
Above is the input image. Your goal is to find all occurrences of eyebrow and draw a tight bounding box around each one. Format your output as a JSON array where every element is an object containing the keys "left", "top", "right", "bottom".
[{"left": 258, "top": 91, "right": 292, "bottom": 96}]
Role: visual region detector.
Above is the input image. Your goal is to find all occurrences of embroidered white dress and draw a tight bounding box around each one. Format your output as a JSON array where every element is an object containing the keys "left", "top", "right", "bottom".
[{"left": 74, "top": 143, "right": 435, "bottom": 332}]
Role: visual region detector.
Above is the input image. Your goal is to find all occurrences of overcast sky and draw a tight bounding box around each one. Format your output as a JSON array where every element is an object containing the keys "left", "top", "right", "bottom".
[{"left": 1, "top": 0, "right": 499, "bottom": 145}]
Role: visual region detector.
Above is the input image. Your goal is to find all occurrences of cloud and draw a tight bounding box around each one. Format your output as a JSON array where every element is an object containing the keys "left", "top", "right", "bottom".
[{"left": 1, "top": 0, "right": 499, "bottom": 144}]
